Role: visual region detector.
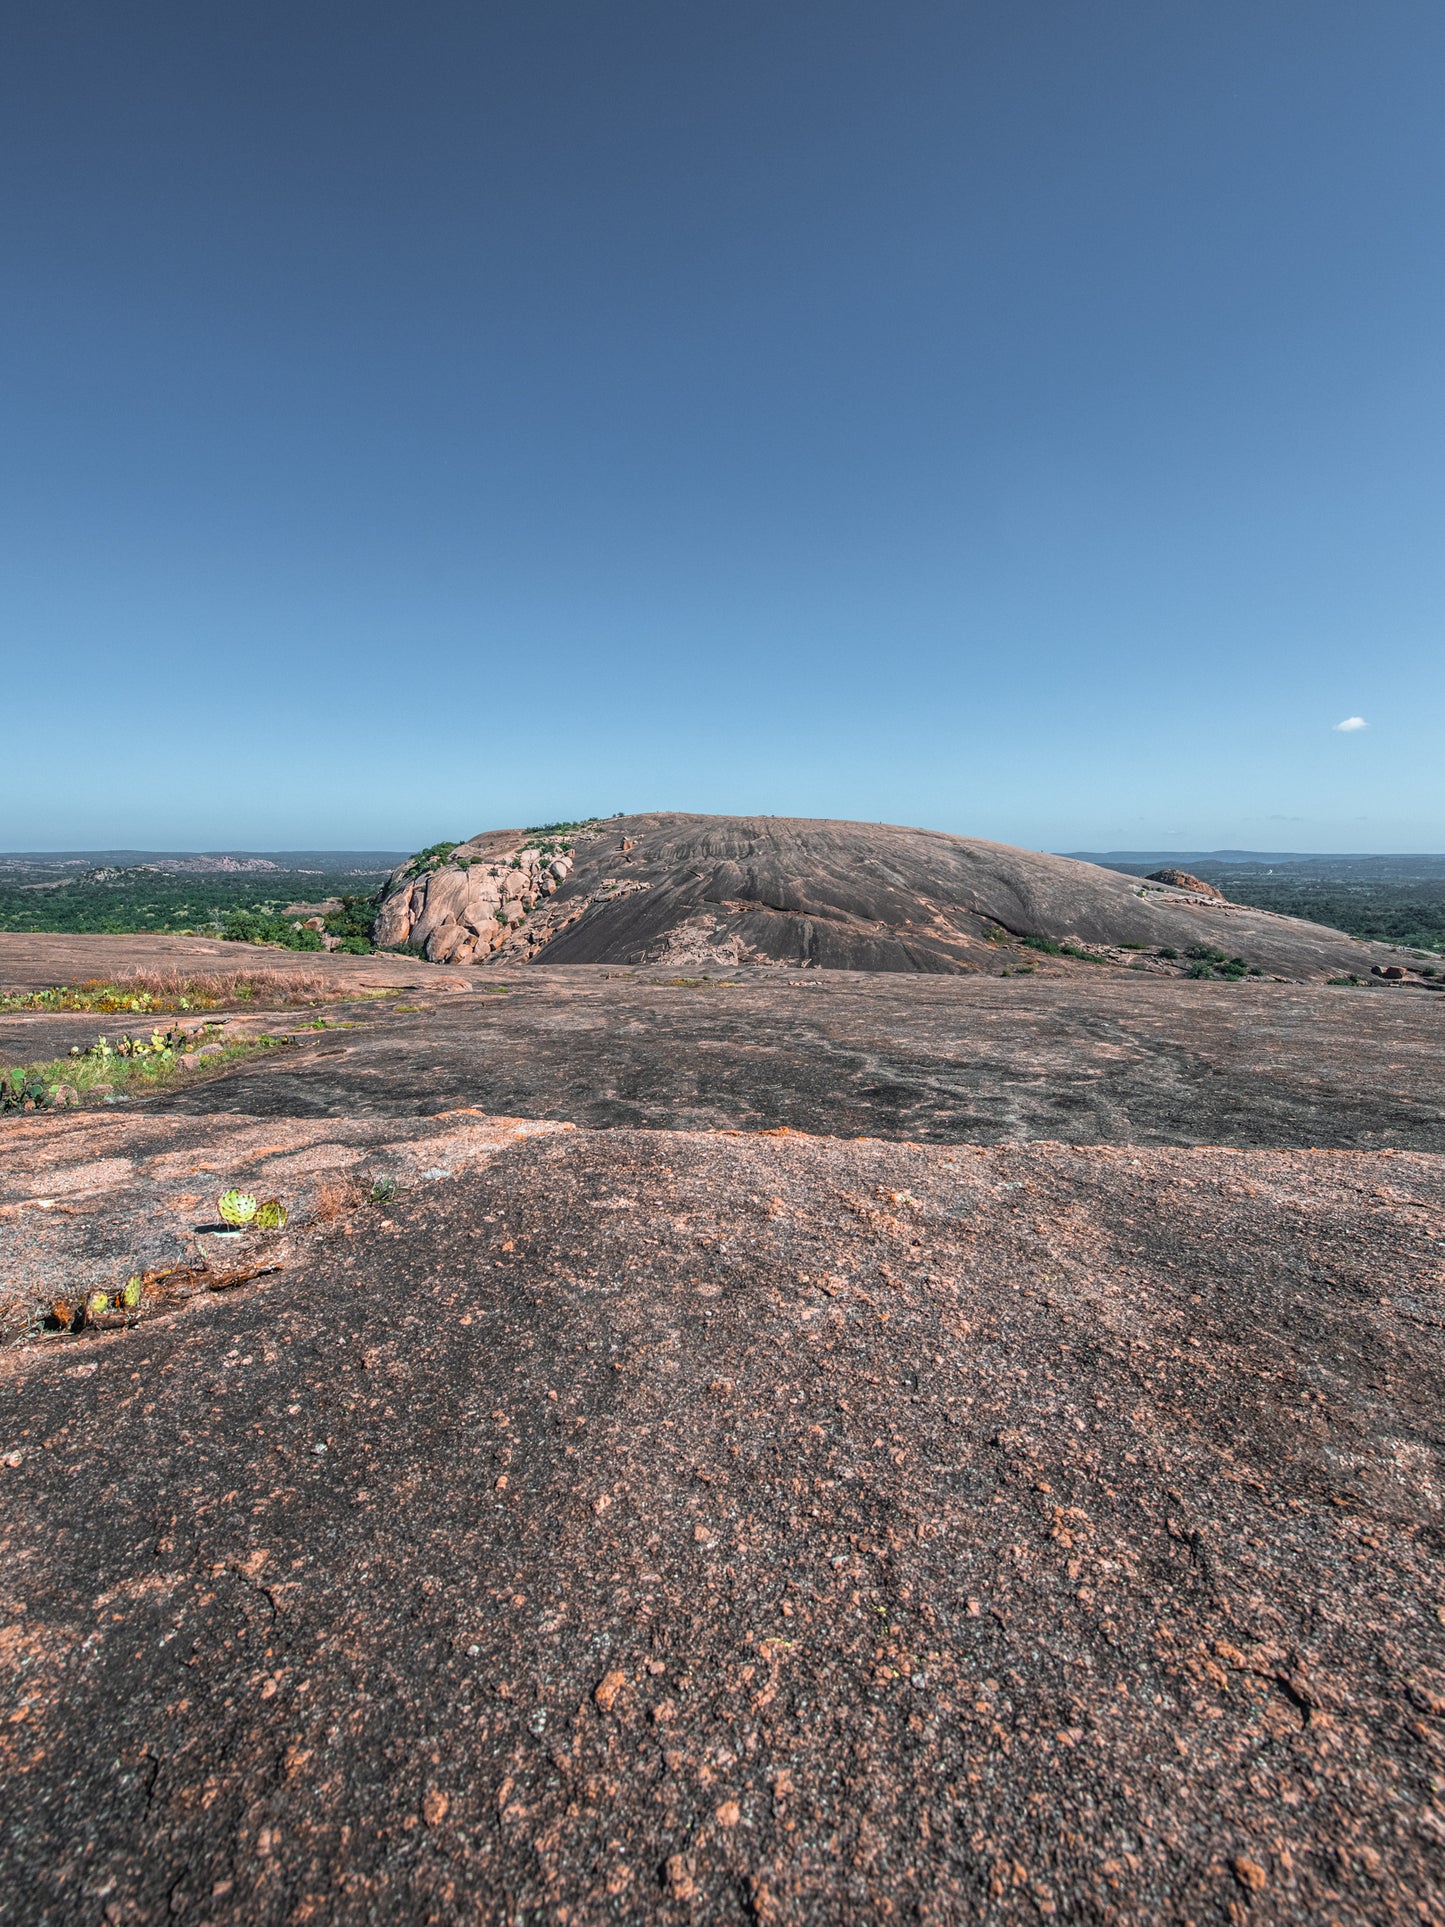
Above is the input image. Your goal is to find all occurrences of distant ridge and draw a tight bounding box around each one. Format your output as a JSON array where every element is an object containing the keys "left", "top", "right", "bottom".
[
  {"left": 0, "top": 850, "right": 409, "bottom": 869},
  {"left": 1067, "top": 850, "right": 1445, "bottom": 866}
]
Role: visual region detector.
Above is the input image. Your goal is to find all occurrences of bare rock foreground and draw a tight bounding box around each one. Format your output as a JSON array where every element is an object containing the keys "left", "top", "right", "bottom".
[{"left": 2, "top": 939, "right": 1444, "bottom": 1923}]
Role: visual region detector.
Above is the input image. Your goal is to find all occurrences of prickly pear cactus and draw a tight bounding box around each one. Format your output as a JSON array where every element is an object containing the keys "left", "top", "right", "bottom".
[
  {"left": 218, "top": 1190, "right": 258, "bottom": 1226},
  {"left": 254, "top": 1198, "right": 288, "bottom": 1231},
  {"left": 122, "top": 1276, "right": 143, "bottom": 1311},
  {"left": 86, "top": 1290, "right": 111, "bottom": 1318}
]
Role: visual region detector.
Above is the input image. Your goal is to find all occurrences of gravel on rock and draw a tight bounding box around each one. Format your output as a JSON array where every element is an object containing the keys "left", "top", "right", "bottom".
[{"left": 3, "top": 1127, "right": 1443, "bottom": 1923}]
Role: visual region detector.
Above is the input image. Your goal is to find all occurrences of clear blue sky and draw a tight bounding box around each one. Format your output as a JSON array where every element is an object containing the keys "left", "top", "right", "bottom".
[{"left": 4, "top": 2, "right": 1443, "bottom": 852}]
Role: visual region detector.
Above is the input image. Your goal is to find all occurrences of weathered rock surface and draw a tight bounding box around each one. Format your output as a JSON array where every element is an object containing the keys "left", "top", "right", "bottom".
[
  {"left": 3, "top": 1126, "right": 1443, "bottom": 1922},
  {"left": 102, "top": 964, "right": 1443, "bottom": 1154},
  {"left": 375, "top": 815, "right": 1421, "bottom": 979},
  {"left": 4, "top": 953, "right": 1443, "bottom": 1154},
  {"left": 4, "top": 935, "right": 1445, "bottom": 1918}
]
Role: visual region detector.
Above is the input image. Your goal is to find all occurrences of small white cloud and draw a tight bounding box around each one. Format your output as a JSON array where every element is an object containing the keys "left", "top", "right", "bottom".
[{"left": 1333, "top": 715, "right": 1367, "bottom": 732}]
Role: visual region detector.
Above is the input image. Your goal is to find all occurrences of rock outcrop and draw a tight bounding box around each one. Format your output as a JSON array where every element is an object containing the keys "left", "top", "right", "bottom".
[
  {"left": 372, "top": 814, "right": 1419, "bottom": 980},
  {"left": 372, "top": 831, "right": 575, "bottom": 965},
  {"left": 1146, "top": 867, "right": 1225, "bottom": 899}
]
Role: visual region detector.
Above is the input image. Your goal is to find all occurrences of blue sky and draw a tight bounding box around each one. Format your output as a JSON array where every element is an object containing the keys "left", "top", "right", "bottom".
[{"left": 4, "top": 2, "right": 1443, "bottom": 852}]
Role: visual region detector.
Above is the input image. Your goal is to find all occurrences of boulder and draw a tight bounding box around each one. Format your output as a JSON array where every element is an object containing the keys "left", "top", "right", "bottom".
[{"left": 373, "top": 839, "right": 558, "bottom": 962}]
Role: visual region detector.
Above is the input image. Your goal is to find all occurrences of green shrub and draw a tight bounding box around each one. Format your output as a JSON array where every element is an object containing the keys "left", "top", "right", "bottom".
[
  {"left": 1, "top": 1070, "right": 53, "bottom": 1113},
  {"left": 404, "top": 841, "right": 460, "bottom": 879},
  {"left": 524, "top": 819, "right": 594, "bottom": 841},
  {"left": 299, "top": 892, "right": 382, "bottom": 953},
  {"left": 222, "top": 909, "right": 323, "bottom": 950}
]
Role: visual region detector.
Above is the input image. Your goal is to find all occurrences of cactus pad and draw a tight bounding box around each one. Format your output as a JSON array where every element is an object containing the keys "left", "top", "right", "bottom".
[{"left": 217, "top": 1190, "right": 258, "bottom": 1225}]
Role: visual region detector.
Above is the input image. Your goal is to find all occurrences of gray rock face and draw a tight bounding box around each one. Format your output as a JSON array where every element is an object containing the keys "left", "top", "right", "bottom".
[{"left": 373, "top": 814, "right": 1416, "bottom": 979}]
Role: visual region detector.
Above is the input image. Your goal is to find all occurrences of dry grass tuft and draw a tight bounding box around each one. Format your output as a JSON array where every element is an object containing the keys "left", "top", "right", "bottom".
[
  {"left": 1, "top": 970, "right": 378, "bottom": 1015},
  {"left": 109, "top": 968, "right": 346, "bottom": 1005},
  {"left": 312, "top": 1178, "right": 365, "bottom": 1223}
]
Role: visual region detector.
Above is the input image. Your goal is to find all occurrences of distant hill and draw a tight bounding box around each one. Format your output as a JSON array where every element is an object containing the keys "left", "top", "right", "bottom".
[
  {"left": 375, "top": 814, "right": 1423, "bottom": 979},
  {"left": 1068, "top": 850, "right": 1445, "bottom": 877},
  {"left": 0, "top": 850, "right": 409, "bottom": 872}
]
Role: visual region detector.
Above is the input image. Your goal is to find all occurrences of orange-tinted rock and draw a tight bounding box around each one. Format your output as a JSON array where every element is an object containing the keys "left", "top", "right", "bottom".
[{"left": 1145, "top": 867, "right": 1226, "bottom": 899}]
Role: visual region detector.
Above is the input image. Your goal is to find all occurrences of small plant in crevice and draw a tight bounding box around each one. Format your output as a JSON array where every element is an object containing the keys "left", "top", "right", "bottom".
[
  {"left": 46, "top": 1272, "right": 146, "bottom": 1336},
  {"left": 367, "top": 1177, "right": 400, "bottom": 1206}
]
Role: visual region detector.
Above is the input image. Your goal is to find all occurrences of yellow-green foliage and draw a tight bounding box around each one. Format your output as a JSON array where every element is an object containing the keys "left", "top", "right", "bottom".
[
  {"left": 3, "top": 1029, "right": 286, "bottom": 1109},
  {"left": 218, "top": 1190, "right": 258, "bottom": 1225}
]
